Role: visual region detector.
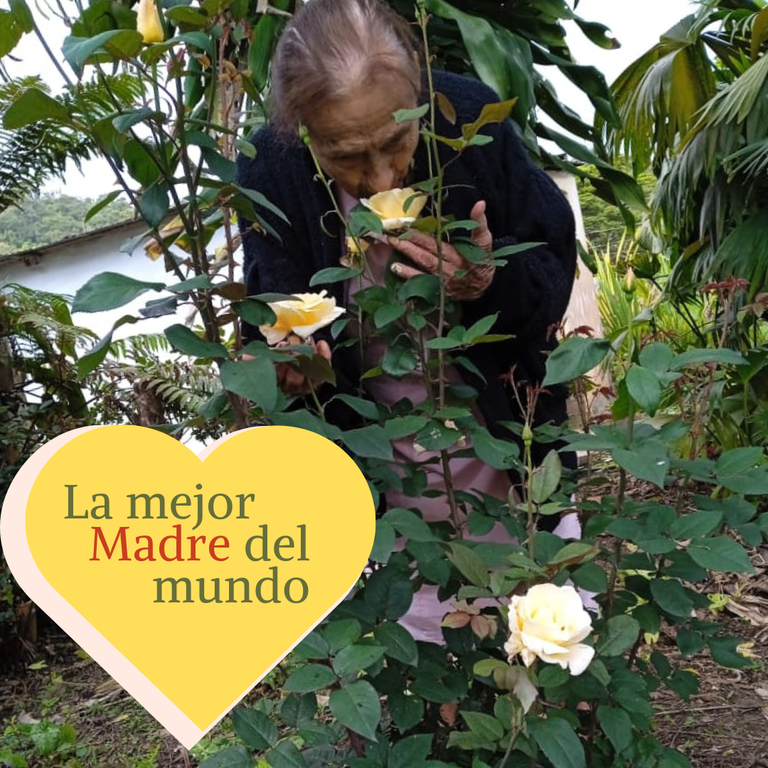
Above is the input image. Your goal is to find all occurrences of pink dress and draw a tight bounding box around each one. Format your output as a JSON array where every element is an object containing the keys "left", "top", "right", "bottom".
[{"left": 339, "top": 192, "right": 582, "bottom": 643}]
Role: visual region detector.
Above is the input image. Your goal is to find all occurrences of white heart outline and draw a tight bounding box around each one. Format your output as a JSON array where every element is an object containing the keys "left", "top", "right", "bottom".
[{"left": 0, "top": 425, "right": 374, "bottom": 749}]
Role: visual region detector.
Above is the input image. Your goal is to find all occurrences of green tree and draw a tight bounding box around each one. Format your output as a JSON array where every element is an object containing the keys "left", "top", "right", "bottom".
[{"left": 0, "top": 194, "right": 134, "bottom": 254}]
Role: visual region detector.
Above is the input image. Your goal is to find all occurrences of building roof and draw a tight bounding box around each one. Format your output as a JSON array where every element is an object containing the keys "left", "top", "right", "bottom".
[{"left": 0, "top": 218, "right": 143, "bottom": 265}]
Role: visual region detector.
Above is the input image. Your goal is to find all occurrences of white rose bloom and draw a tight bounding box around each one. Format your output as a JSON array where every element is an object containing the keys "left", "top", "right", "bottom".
[
  {"left": 504, "top": 583, "right": 595, "bottom": 676},
  {"left": 360, "top": 187, "right": 427, "bottom": 232}
]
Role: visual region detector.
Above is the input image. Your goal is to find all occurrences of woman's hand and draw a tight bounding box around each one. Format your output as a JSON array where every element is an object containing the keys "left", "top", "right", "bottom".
[
  {"left": 387, "top": 200, "right": 495, "bottom": 301},
  {"left": 242, "top": 337, "right": 332, "bottom": 396}
]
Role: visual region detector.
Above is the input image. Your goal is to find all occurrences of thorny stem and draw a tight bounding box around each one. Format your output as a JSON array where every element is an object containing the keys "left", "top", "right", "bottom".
[
  {"left": 416, "top": 1, "right": 464, "bottom": 537},
  {"left": 304, "top": 134, "right": 376, "bottom": 397}
]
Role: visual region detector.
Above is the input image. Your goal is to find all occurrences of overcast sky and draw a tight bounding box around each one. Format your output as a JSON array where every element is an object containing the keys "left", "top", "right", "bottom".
[{"left": 7, "top": 0, "right": 697, "bottom": 199}]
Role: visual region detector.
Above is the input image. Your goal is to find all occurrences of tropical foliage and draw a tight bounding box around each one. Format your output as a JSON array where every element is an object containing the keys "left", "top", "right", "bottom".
[{"left": 602, "top": 0, "right": 768, "bottom": 297}]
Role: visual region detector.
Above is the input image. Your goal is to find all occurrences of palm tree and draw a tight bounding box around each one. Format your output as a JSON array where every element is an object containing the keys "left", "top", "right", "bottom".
[{"left": 602, "top": 0, "right": 768, "bottom": 297}]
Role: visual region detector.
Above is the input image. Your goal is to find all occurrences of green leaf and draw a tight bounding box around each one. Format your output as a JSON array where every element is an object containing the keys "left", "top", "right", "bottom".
[
  {"left": 3, "top": 88, "right": 70, "bottom": 129},
  {"left": 284, "top": 664, "right": 337, "bottom": 693},
  {"left": 388, "top": 691, "right": 424, "bottom": 732},
  {"left": 232, "top": 707, "right": 277, "bottom": 750},
  {"left": 72, "top": 272, "right": 165, "bottom": 313},
  {"left": 370, "top": 519, "right": 395, "bottom": 563},
  {"left": 374, "top": 303, "right": 406, "bottom": 329},
  {"left": 310, "top": 267, "right": 363, "bottom": 286},
  {"left": 389, "top": 735, "right": 432, "bottom": 768},
  {"left": 393, "top": 103, "right": 430, "bottom": 123},
  {"left": 374, "top": 622, "right": 418, "bottom": 666},
  {"left": 197, "top": 746, "right": 253, "bottom": 768},
  {"left": 714, "top": 448, "right": 768, "bottom": 494},
  {"left": 77, "top": 315, "right": 137, "bottom": 378},
  {"left": 167, "top": 275, "right": 213, "bottom": 294},
  {"left": 333, "top": 394, "right": 378, "bottom": 421},
  {"left": 462, "top": 711, "right": 503, "bottom": 742},
  {"left": 626, "top": 366, "right": 661, "bottom": 416},
  {"left": 0, "top": 10, "right": 23, "bottom": 58},
  {"left": 233, "top": 299, "right": 277, "bottom": 327},
  {"left": 364, "top": 567, "right": 412, "bottom": 620},
  {"left": 324, "top": 619, "right": 361, "bottom": 654},
  {"left": 165, "top": 5, "right": 208, "bottom": 26},
  {"left": 332, "top": 644, "right": 387, "bottom": 678},
  {"left": 527, "top": 716, "right": 586, "bottom": 768},
  {"left": 474, "top": 658, "right": 508, "bottom": 678},
  {"left": 9, "top": 0, "right": 34, "bottom": 33},
  {"left": 571, "top": 562, "right": 608, "bottom": 593},
  {"left": 446, "top": 543, "right": 489, "bottom": 587},
  {"left": 329, "top": 681, "right": 381, "bottom": 741},
  {"left": 469, "top": 427, "right": 518, "bottom": 470},
  {"left": 463, "top": 313, "right": 498, "bottom": 343},
  {"left": 649, "top": 579, "right": 694, "bottom": 618},
  {"left": 62, "top": 30, "right": 143, "bottom": 74},
  {"left": 612, "top": 442, "right": 669, "bottom": 488},
  {"left": 341, "top": 425, "right": 393, "bottom": 461},
  {"left": 385, "top": 508, "right": 436, "bottom": 542},
  {"left": 639, "top": 342, "right": 674, "bottom": 374},
  {"left": 547, "top": 542, "right": 597, "bottom": 567},
  {"left": 280, "top": 694, "right": 317, "bottom": 728},
  {"left": 266, "top": 740, "right": 306, "bottom": 768},
  {"left": 384, "top": 415, "right": 428, "bottom": 440},
  {"left": 531, "top": 450, "right": 562, "bottom": 504},
  {"left": 219, "top": 357, "right": 278, "bottom": 413},
  {"left": 596, "top": 615, "right": 639, "bottom": 656},
  {"left": 669, "top": 510, "right": 722, "bottom": 540},
  {"left": 688, "top": 537, "right": 754, "bottom": 574},
  {"left": 202, "top": 147, "right": 237, "bottom": 182},
  {"left": 139, "top": 182, "right": 169, "bottom": 228},
  {"left": 381, "top": 345, "right": 418, "bottom": 377},
  {"left": 84, "top": 190, "right": 122, "bottom": 223},
  {"left": 113, "top": 107, "right": 163, "bottom": 134},
  {"left": 707, "top": 637, "right": 755, "bottom": 669},
  {"left": 293, "top": 631, "right": 330, "bottom": 661},
  {"left": 164, "top": 324, "right": 228, "bottom": 359},
  {"left": 237, "top": 186, "right": 290, "bottom": 225},
  {"left": 543, "top": 337, "right": 612, "bottom": 386},
  {"left": 671, "top": 348, "right": 746, "bottom": 369},
  {"left": 596, "top": 706, "right": 633, "bottom": 754}
]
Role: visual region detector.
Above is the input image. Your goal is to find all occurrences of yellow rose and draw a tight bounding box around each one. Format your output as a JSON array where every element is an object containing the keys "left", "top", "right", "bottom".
[
  {"left": 360, "top": 187, "right": 427, "bottom": 232},
  {"left": 345, "top": 236, "right": 369, "bottom": 256},
  {"left": 259, "top": 290, "right": 345, "bottom": 345},
  {"left": 504, "top": 584, "right": 594, "bottom": 675},
  {"left": 136, "top": 0, "right": 164, "bottom": 44}
]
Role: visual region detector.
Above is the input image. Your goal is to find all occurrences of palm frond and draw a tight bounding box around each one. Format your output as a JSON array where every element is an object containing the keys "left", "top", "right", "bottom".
[{"left": 602, "top": 11, "right": 718, "bottom": 174}]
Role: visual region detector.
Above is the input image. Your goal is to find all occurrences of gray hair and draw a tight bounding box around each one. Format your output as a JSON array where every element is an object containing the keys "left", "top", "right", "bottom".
[{"left": 270, "top": 0, "right": 421, "bottom": 134}]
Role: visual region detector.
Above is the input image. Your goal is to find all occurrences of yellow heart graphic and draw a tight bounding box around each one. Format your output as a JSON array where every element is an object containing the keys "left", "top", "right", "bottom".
[{"left": 1, "top": 425, "right": 375, "bottom": 747}]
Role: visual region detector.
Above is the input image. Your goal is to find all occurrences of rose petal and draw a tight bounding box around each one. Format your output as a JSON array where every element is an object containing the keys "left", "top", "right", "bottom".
[{"left": 565, "top": 643, "right": 595, "bottom": 676}]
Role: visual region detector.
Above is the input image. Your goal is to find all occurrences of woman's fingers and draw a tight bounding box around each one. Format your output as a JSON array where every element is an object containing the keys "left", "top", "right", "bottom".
[
  {"left": 470, "top": 200, "right": 493, "bottom": 252},
  {"left": 315, "top": 339, "right": 332, "bottom": 362},
  {"left": 388, "top": 236, "right": 462, "bottom": 279}
]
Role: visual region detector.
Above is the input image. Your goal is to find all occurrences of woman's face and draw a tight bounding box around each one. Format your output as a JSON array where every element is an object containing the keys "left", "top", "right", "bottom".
[{"left": 305, "top": 72, "right": 421, "bottom": 199}]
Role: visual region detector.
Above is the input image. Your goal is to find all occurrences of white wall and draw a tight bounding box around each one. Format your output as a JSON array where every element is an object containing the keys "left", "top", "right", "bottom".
[{"left": 0, "top": 222, "right": 236, "bottom": 341}]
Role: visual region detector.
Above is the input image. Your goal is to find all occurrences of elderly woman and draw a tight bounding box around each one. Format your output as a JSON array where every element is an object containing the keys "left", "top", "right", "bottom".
[{"left": 236, "top": 0, "right": 579, "bottom": 643}]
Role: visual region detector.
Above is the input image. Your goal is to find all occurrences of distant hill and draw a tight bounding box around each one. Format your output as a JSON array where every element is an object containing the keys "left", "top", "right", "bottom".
[{"left": 0, "top": 194, "right": 135, "bottom": 256}]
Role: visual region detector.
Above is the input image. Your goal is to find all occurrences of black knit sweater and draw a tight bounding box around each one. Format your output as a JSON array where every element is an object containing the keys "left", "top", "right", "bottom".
[{"left": 236, "top": 70, "right": 577, "bottom": 471}]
